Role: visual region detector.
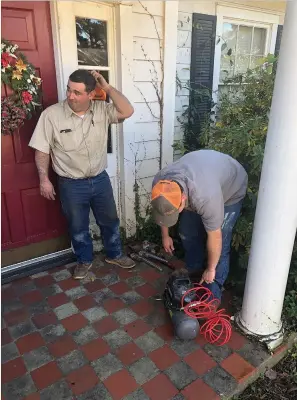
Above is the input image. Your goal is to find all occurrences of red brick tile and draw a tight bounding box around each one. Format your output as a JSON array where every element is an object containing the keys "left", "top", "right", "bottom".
[
  {"left": 31, "top": 361, "right": 62, "bottom": 390},
  {"left": 93, "top": 316, "right": 119, "bottom": 335},
  {"left": 221, "top": 353, "right": 255, "bottom": 382},
  {"left": 73, "top": 295, "right": 97, "bottom": 311},
  {"left": 35, "top": 275, "right": 55, "bottom": 288},
  {"left": 61, "top": 313, "right": 88, "bottom": 332},
  {"left": 154, "top": 323, "right": 174, "bottom": 342},
  {"left": 104, "top": 370, "right": 138, "bottom": 400},
  {"left": 103, "top": 298, "right": 125, "bottom": 314},
  {"left": 14, "top": 276, "right": 32, "bottom": 285},
  {"left": 2, "top": 357, "right": 26, "bottom": 384},
  {"left": 195, "top": 334, "right": 209, "bottom": 346},
  {"left": 135, "top": 283, "right": 157, "bottom": 298},
  {"left": 140, "top": 269, "right": 162, "bottom": 282},
  {"left": 184, "top": 348, "right": 217, "bottom": 375},
  {"left": 32, "top": 312, "right": 58, "bottom": 329},
  {"left": 117, "top": 269, "right": 135, "bottom": 280},
  {"left": 109, "top": 281, "right": 130, "bottom": 295},
  {"left": 84, "top": 280, "right": 105, "bottom": 293},
  {"left": 23, "top": 394, "right": 40, "bottom": 400},
  {"left": 20, "top": 290, "right": 43, "bottom": 305},
  {"left": 67, "top": 365, "right": 99, "bottom": 396},
  {"left": 47, "top": 293, "right": 69, "bottom": 308},
  {"left": 16, "top": 332, "right": 45, "bottom": 354},
  {"left": 48, "top": 335, "right": 77, "bottom": 358},
  {"left": 81, "top": 338, "right": 110, "bottom": 361},
  {"left": 1, "top": 328, "right": 13, "bottom": 345},
  {"left": 116, "top": 342, "right": 144, "bottom": 365},
  {"left": 228, "top": 331, "right": 248, "bottom": 351},
  {"left": 130, "top": 300, "right": 154, "bottom": 317},
  {"left": 4, "top": 308, "right": 29, "bottom": 326},
  {"left": 274, "top": 343, "right": 289, "bottom": 356},
  {"left": 143, "top": 373, "right": 178, "bottom": 400},
  {"left": 182, "top": 379, "right": 219, "bottom": 400},
  {"left": 1, "top": 287, "right": 16, "bottom": 302},
  {"left": 58, "top": 278, "right": 80, "bottom": 291},
  {"left": 124, "top": 319, "right": 151, "bottom": 339},
  {"left": 170, "top": 259, "right": 186, "bottom": 270},
  {"left": 149, "top": 345, "right": 180, "bottom": 370}
]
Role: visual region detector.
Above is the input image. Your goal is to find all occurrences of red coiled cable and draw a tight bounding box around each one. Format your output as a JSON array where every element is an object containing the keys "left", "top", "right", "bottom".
[{"left": 181, "top": 285, "right": 232, "bottom": 346}]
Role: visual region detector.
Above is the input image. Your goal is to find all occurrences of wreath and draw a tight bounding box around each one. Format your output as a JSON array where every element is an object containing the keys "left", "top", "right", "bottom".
[{"left": 1, "top": 39, "right": 42, "bottom": 135}]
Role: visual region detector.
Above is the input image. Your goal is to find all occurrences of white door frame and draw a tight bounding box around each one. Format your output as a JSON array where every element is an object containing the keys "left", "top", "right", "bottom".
[{"left": 50, "top": 1, "right": 120, "bottom": 213}]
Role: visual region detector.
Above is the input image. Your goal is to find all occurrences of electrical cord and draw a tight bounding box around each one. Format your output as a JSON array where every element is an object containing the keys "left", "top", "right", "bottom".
[{"left": 181, "top": 285, "right": 232, "bottom": 346}]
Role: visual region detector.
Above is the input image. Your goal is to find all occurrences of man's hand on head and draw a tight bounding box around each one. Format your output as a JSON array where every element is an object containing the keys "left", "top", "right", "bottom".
[{"left": 90, "top": 71, "right": 109, "bottom": 91}]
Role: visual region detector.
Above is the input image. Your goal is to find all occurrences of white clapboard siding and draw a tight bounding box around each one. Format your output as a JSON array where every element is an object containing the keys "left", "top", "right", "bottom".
[
  {"left": 177, "top": 30, "right": 192, "bottom": 48},
  {"left": 134, "top": 121, "right": 160, "bottom": 143},
  {"left": 174, "top": 124, "right": 185, "bottom": 141},
  {"left": 177, "top": 12, "right": 193, "bottom": 31},
  {"left": 132, "top": 1, "right": 164, "bottom": 17},
  {"left": 176, "top": 63, "right": 191, "bottom": 82},
  {"left": 132, "top": 13, "right": 163, "bottom": 40},
  {"left": 133, "top": 60, "right": 163, "bottom": 83},
  {"left": 177, "top": 47, "right": 191, "bottom": 65},
  {"left": 136, "top": 158, "right": 160, "bottom": 179},
  {"left": 174, "top": 110, "right": 187, "bottom": 127},
  {"left": 135, "top": 140, "right": 160, "bottom": 161},
  {"left": 134, "top": 102, "right": 160, "bottom": 123},
  {"left": 132, "top": 81, "right": 161, "bottom": 103},
  {"left": 138, "top": 176, "right": 154, "bottom": 196},
  {"left": 134, "top": 37, "right": 163, "bottom": 61},
  {"left": 175, "top": 95, "right": 190, "bottom": 113}
]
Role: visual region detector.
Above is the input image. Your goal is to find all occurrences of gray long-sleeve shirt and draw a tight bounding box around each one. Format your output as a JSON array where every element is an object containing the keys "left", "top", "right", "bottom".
[{"left": 153, "top": 150, "right": 248, "bottom": 231}]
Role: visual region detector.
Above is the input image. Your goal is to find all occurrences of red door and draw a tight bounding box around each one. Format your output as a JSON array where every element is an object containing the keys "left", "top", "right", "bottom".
[{"left": 1, "top": 2, "right": 67, "bottom": 252}]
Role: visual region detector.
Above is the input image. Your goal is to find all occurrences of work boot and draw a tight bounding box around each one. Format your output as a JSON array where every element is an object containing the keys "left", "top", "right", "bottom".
[
  {"left": 73, "top": 262, "right": 93, "bottom": 279},
  {"left": 105, "top": 255, "right": 135, "bottom": 269}
]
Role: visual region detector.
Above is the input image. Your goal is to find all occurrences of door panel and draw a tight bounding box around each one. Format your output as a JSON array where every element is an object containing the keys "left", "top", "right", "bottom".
[{"left": 1, "top": 2, "right": 68, "bottom": 255}]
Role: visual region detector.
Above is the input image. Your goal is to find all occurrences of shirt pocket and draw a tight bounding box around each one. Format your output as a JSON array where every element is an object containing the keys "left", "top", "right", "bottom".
[
  {"left": 55, "top": 129, "right": 84, "bottom": 152},
  {"left": 92, "top": 115, "right": 108, "bottom": 144}
]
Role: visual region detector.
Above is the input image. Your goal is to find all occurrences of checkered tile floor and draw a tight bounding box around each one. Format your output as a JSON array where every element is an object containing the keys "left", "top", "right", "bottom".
[{"left": 2, "top": 257, "right": 270, "bottom": 400}]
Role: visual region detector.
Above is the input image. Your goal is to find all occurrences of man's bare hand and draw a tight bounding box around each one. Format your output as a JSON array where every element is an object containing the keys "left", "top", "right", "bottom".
[
  {"left": 40, "top": 180, "right": 56, "bottom": 200},
  {"left": 90, "top": 71, "right": 109, "bottom": 91},
  {"left": 162, "top": 236, "right": 175, "bottom": 255},
  {"left": 199, "top": 268, "right": 216, "bottom": 285}
]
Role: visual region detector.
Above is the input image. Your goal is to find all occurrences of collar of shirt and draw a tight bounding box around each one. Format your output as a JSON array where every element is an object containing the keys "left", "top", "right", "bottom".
[{"left": 63, "top": 99, "right": 95, "bottom": 119}]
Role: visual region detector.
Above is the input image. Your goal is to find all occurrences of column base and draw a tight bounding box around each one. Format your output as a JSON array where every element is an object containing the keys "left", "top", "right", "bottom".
[{"left": 235, "top": 312, "right": 284, "bottom": 351}]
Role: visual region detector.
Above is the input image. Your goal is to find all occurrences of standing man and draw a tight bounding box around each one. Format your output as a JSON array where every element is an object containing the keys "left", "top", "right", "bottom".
[
  {"left": 151, "top": 150, "right": 248, "bottom": 300},
  {"left": 29, "top": 69, "right": 135, "bottom": 279}
]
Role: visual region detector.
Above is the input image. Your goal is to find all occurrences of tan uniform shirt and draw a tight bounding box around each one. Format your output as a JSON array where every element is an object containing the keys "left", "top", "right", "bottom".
[{"left": 29, "top": 100, "right": 118, "bottom": 178}]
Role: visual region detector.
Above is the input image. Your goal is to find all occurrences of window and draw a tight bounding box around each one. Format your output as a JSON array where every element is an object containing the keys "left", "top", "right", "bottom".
[
  {"left": 75, "top": 17, "right": 112, "bottom": 153},
  {"left": 220, "top": 22, "right": 267, "bottom": 82}
]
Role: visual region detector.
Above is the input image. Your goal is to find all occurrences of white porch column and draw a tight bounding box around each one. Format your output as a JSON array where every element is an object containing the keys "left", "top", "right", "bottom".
[{"left": 236, "top": 1, "right": 297, "bottom": 349}]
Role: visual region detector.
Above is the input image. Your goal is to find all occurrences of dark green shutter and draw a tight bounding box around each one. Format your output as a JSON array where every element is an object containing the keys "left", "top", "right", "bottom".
[
  {"left": 275, "top": 25, "right": 283, "bottom": 57},
  {"left": 188, "top": 13, "right": 217, "bottom": 147}
]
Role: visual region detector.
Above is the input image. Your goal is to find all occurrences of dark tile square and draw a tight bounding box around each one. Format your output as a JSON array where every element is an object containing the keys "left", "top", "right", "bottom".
[
  {"left": 72, "top": 325, "right": 99, "bottom": 345},
  {"left": 103, "top": 329, "right": 132, "bottom": 349},
  {"left": 91, "top": 353, "right": 123, "bottom": 380},
  {"left": 40, "top": 324, "right": 66, "bottom": 343},
  {"left": 57, "top": 349, "right": 87, "bottom": 375},
  {"left": 170, "top": 338, "right": 200, "bottom": 357},
  {"left": 9, "top": 320, "right": 37, "bottom": 340},
  {"left": 23, "top": 347, "right": 53, "bottom": 371},
  {"left": 121, "top": 291, "right": 143, "bottom": 305},
  {"left": 2, "top": 342, "right": 20, "bottom": 364},
  {"left": 204, "top": 343, "right": 232, "bottom": 363},
  {"left": 237, "top": 342, "right": 270, "bottom": 367},
  {"left": 2, "top": 374, "right": 36, "bottom": 400},
  {"left": 39, "top": 380, "right": 73, "bottom": 400},
  {"left": 165, "top": 361, "right": 198, "bottom": 390},
  {"left": 203, "top": 365, "right": 237, "bottom": 396},
  {"left": 101, "top": 272, "right": 120, "bottom": 286},
  {"left": 128, "top": 357, "right": 159, "bottom": 385},
  {"left": 76, "top": 383, "right": 112, "bottom": 400}
]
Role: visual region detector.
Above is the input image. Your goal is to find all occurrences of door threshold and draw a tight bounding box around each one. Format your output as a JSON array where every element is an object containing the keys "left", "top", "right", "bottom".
[{"left": 1, "top": 248, "right": 76, "bottom": 284}]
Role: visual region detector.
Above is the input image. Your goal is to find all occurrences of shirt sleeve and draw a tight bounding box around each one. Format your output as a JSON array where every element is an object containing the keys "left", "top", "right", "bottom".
[
  {"left": 28, "top": 111, "right": 54, "bottom": 154},
  {"left": 106, "top": 102, "right": 118, "bottom": 124},
  {"left": 200, "top": 192, "right": 225, "bottom": 232}
]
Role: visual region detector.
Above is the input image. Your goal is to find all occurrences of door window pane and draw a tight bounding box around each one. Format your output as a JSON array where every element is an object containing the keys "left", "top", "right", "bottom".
[{"left": 76, "top": 18, "right": 108, "bottom": 66}]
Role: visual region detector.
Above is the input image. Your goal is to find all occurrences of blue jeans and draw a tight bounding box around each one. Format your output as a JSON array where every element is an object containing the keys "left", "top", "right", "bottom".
[
  {"left": 59, "top": 170, "right": 122, "bottom": 263},
  {"left": 179, "top": 201, "right": 243, "bottom": 300}
]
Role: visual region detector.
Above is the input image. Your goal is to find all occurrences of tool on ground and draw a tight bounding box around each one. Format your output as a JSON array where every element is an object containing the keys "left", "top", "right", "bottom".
[
  {"left": 129, "top": 252, "right": 163, "bottom": 272},
  {"left": 138, "top": 250, "right": 171, "bottom": 267},
  {"left": 163, "top": 269, "right": 232, "bottom": 344}
]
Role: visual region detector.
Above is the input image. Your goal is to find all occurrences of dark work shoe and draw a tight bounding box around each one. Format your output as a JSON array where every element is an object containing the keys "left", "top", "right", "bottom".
[
  {"left": 73, "top": 263, "right": 92, "bottom": 279},
  {"left": 105, "top": 256, "right": 135, "bottom": 269}
]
